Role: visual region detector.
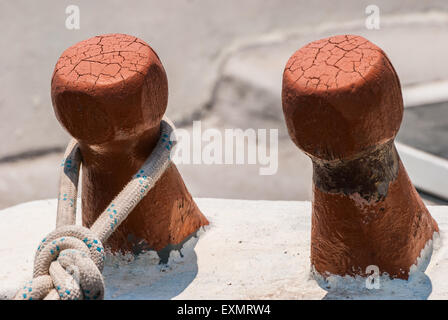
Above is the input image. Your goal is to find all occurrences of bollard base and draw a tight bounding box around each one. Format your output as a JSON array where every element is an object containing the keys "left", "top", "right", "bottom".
[{"left": 1, "top": 198, "right": 448, "bottom": 300}]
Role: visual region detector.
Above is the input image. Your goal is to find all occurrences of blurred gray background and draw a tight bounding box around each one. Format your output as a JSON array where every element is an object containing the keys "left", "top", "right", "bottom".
[{"left": 1, "top": 0, "right": 448, "bottom": 209}]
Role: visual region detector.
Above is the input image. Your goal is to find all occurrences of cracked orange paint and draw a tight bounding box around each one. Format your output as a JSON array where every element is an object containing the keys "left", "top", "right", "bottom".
[
  {"left": 282, "top": 35, "right": 438, "bottom": 279},
  {"left": 51, "top": 34, "right": 208, "bottom": 253}
]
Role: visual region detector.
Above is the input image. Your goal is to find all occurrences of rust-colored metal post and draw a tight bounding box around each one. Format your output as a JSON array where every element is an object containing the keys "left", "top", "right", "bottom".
[
  {"left": 51, "top": 33, "right": 208, "bottom": 253},
  {"left": 282, "top": 35, "right": 438, "bottom": 279}
]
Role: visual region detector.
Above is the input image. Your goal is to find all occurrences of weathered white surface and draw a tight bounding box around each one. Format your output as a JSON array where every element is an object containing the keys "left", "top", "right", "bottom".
[{"left": 1, "top": 198, "right": 448, "bottom": 300}]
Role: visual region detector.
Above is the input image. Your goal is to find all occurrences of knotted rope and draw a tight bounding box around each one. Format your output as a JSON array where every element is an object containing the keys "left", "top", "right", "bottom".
[{"left": 13, "top": 118, "right": 176, "bottom": 300}]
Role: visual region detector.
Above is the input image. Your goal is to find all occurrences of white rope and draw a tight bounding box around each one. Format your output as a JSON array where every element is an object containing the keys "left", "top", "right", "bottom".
[{"left": 13, "top": 118, "right": 176, "bottom": 300}]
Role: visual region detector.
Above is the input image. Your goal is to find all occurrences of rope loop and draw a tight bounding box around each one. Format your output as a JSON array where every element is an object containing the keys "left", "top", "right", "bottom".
[
  {"left": 14, "top": 225, "right": 105, "bottom": 300},
  {"left": 13, "top": 118, "right": 176, "bottom": 300}
]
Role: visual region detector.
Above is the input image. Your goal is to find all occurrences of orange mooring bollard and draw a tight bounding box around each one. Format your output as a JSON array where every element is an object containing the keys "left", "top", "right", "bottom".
[
  {"left": 51, "top": 33, "right": 208, "bottom": 253},
  {"left": 282, "top": 35, "right": 439, "bottom": 279}
]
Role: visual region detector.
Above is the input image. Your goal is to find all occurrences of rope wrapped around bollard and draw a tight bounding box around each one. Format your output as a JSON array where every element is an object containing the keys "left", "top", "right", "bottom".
[{"left": 13, "top": 118, "right": 176, "bottom": 300}]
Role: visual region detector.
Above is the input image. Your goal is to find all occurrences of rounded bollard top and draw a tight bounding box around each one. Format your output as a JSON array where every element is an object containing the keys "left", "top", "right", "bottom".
[
  {"left": 282, "top": 35, "right": 404, "bottom": 161},
  {"left": 51, "top": 33, "right": 168, "bottom": 145}
]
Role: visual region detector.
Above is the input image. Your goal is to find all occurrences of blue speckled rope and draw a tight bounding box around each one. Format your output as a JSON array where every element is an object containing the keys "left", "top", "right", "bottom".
[{"left": 13, "top": 118, "right": 176, "bottom": 300}]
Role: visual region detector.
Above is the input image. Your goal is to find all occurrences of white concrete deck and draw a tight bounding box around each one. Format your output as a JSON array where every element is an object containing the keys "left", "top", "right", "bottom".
[{"left": 1, "top": 198, "right": 448, "bottom": 300}]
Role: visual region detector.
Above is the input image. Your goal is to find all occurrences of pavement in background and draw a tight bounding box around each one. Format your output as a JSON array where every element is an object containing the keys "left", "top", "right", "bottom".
[
  {"left": 398, "top": 101, "right": 448, "bottom": 159},
  {"left": 1, "top": 1, "right": 448, "bottom": 208}
]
